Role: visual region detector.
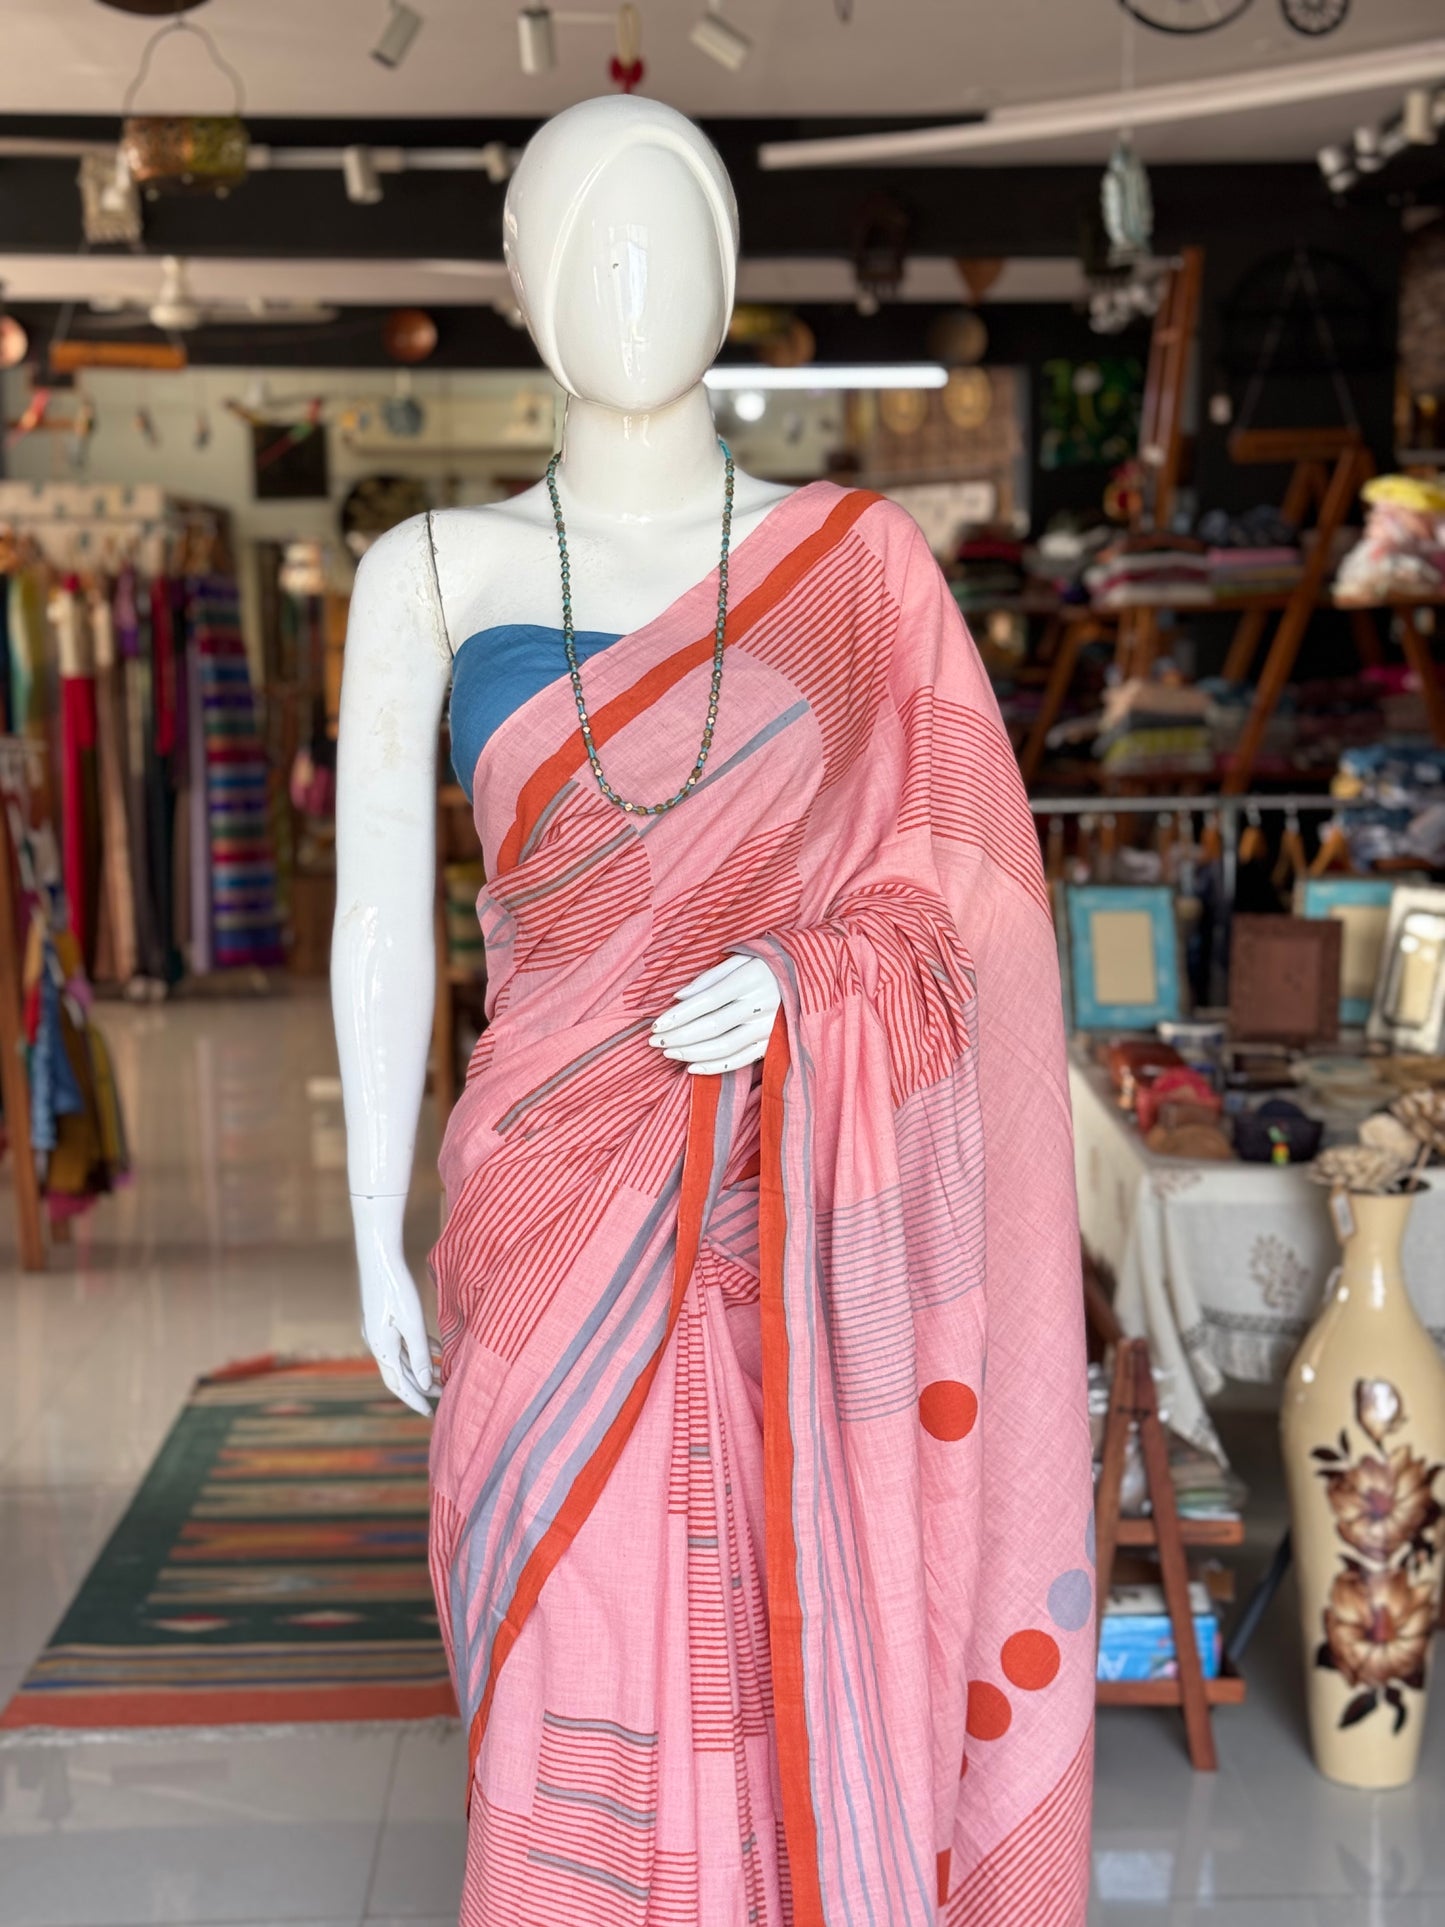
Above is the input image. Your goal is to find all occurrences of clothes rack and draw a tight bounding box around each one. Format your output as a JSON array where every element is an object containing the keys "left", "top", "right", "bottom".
[{"left": 0, "top": 743, "right": 47, "bottom": 1271}]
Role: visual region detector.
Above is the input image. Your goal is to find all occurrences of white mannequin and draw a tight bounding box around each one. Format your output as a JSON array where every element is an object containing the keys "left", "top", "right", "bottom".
[{"left": 332, "top": 97, "right": 791, "bottom": 1415}]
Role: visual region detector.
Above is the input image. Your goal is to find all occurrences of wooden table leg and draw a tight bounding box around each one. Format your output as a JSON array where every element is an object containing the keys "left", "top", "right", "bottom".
[{"left": 1397, "top": 607, "right": 1445, "bottom": 746}]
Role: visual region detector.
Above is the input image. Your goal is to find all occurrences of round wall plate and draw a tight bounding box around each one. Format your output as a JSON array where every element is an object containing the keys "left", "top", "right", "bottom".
[{"left": 97, "top": 2, "right": 209, "bottom": 15}]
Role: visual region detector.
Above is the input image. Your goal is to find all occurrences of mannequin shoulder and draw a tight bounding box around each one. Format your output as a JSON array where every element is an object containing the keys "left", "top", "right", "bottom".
[
  {"left": 345, "top": 515, "right": 456, "bottom": 671},
  {"left": 843, "top": 489, "right": 943, "bottom": 582}
]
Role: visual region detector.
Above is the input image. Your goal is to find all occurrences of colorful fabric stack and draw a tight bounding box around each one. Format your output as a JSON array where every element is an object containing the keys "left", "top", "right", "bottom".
[
  {"left": 190, "top": 577, "right": 284, "bottom": 969},
  {"left": 1334, "top": 474, "right": 1445, "bottom": 604},
  {"left": 1028, "top": 516, "right": 1112, "bottom": 605},
  {"left": 948, "top": 528, "right": 1027, "bottom": 609},
  {"left": 1086, "top": 533, "right": 1213, "bottom": 609},
  {"left": 1096, "top": 676, "right": 1214, "bottom": 776},
  {"left": 1198, "top": 503, "right": 1304, "bottom": 602},
  {"left": 1206, "top": 547, "right": 1305, "bottom": 600}
]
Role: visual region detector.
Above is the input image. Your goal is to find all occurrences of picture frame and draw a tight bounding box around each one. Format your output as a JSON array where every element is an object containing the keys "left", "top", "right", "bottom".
[
  {"left": 1367, "top": 885, "right": 1445, "bottom": 1054},
  {"left": 1294, "top": 877, "right": 1399, "bottom": 1027},
  {"left": 1229, "top": 914, "right": 1342, "bottom": 1046},
  {"left": 1061, "top": 885, "right": 1184, "bottom": 1032}
]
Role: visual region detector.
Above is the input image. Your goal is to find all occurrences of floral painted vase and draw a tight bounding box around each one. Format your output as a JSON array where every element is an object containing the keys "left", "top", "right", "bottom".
[{"left": 1281, "top": 1190, "right": 1445, "bottom": 1787}]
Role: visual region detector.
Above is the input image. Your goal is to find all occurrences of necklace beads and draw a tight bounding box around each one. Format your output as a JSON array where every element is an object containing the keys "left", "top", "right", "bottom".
[{"left": 544, "top": 439, "right": 734, "bottom": 818}]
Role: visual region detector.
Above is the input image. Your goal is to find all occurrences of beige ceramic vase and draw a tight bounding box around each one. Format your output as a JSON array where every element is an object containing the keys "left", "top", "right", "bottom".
[{"left": 1281, "top": 1190, "right": 1445, "bottom": 1788}]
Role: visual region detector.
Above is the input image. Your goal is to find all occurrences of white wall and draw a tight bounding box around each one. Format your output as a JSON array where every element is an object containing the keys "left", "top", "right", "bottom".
[{"left": 0, "top": 363, "right": 845, "bottom": 661}]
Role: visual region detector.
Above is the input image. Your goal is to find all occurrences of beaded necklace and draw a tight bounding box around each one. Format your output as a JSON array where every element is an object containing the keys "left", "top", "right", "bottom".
[{"left": 544, "top": 439, "right": 734, "bottom": 818}]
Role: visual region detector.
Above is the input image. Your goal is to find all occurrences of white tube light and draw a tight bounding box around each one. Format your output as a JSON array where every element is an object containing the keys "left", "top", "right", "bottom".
[
  {"left": 372, "top": 2, "right": 424, "bottom": 70},
  {"left": 518, "top": 8, "right": 557, "bottom": 75},
  {"left": 758, "top": 37, "right": 1445, "bottom": 168},
  {"left": 691, "top": 7, "right": 751, "bottom": 72},
  {"left": 705, "top": 363, "right": 948, "bottom": 391}
]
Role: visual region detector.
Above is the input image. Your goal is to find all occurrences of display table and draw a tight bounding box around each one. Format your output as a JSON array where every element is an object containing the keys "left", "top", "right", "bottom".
[{"left": 1070, "top": 1055, "right": 1445, "bottom": 1462}]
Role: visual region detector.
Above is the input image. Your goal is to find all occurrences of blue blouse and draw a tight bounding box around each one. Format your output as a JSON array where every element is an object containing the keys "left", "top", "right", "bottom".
[{"left": 449, "top": 623, "right": 622, "bottom": 799}]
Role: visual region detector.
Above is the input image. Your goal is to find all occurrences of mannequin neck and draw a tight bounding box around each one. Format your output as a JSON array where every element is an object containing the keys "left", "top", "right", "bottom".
[{"left": 556, "top": 385, "right": 725, "bottom": 523}]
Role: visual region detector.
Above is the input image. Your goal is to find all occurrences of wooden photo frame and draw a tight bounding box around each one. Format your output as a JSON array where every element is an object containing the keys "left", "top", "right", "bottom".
[
  {"left": 1367, "top": 886, "right": 1445, "bottom": 1054},
  {"left": 1062, "top": 885, "right": 1184, "bottom": 1032},
  {"left": 1229, "top": 915, "right": 1342, "bottom": 1046},
  {"left": 1294, "top": 877, "right": 1401, "bottom": 1028}
]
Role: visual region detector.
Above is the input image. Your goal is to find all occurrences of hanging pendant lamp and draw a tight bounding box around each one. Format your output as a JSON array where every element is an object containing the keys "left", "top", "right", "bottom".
[{"left": 117, "top": 8, "right": 249, "bottom": 198}]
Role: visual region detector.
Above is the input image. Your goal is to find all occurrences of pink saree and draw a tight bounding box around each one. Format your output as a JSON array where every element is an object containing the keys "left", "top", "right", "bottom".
[{"left": 429, "top": 482, "right": 1094, "bottom": 1927}]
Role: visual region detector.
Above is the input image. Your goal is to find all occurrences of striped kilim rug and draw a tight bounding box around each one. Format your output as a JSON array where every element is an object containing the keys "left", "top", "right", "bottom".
[{"left": 0, "top": 1358, "right": 457, "bottom": 1735}]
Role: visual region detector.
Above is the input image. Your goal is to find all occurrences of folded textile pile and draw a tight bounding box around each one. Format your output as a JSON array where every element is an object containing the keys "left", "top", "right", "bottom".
[
  {"left": 1086, "top": 532, "right": 1213, "bottom": 609},
  {"left": 948, "top": 528, "right": 1028, "bottom": 609},
  {"left": 1197, "top": 503, "right": 1300, "bottom": 551},
  {"left": 1206, "top": 546, "right": 1305, "bottom": 600},
  {"left": 1328, "top": 741, "right": 1445, "bottom": 869},
  {"left": 1204, "top": 679, "right": 1297, "bottom": 764},
  {"left": 1027, "top": 513, "right": 1113, "bottom": 604},
  {"left": 1096, "top": 675, "right": 1214, "bottom": 775},
  {"left": 1334, "top": 474, "right": 1445, "bottom": 605}
]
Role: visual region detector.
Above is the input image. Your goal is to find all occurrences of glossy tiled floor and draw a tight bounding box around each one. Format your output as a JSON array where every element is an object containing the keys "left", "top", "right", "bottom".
[{"left": 1, "top": 991, "right": 1441, "bottom": 1927}]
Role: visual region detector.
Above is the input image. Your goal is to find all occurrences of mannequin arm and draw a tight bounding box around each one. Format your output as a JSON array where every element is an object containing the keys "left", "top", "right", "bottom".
[{"left": 331, "top": 522, "right": 454, "bottom": 1412}]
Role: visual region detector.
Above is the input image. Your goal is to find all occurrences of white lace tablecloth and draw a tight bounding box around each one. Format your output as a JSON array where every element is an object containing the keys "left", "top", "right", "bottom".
[{"left": 1070, "top": 1056, "right": 1445, "bottom": 1462}]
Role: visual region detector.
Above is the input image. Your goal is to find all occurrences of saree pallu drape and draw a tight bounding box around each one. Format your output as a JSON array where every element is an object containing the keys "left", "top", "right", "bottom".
[{"left": 428, "top": 482, "right": 1094, "bottom": 1927}]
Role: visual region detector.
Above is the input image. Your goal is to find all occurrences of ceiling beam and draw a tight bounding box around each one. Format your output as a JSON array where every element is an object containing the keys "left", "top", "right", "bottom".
[{"left": 0, "top": 114, "right": 1362, "bottom": 262}]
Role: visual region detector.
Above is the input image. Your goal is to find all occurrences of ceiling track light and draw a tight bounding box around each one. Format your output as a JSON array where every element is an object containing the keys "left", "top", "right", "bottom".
[
  {"left": 518, "top": 8, "right": 557, "bottom": 74},
  {"left": 1316, "top": 82, "right": 1445, "bottom": 194},
  {"left": 343, "top": 146, "right": 383, "bottom": 205},
  {"left": 373, "top": 2, "right": 424, "bottom": 70},
  {"left": 1403, "top": 86, "right": 1438, "bottom": 145},
  {"left": 514, "top": 7, "right": 646, "bottom": 89},
  {"left": 691, "top": 2, "right": 752, "bottom": 72}
]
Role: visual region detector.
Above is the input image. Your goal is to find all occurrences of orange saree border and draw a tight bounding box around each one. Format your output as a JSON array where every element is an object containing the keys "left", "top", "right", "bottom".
[
  {"left": 464, "top": 1070, "right": 723, "bottom": 1804},
  {"left": 495, "top": 486, "right": 881, "bottom": 876},
  {"left": 758, "top": 1017, "right": 826, "bottom": 1927}
]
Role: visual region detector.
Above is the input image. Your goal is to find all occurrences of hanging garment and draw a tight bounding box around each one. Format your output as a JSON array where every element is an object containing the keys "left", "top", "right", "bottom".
[
  {"left": 0, "top": 575, "right": 12, "bottom": 735},
  {"left": 427, "top": 484, "right": 1094, "bottom": 1927},
  {"left": 8, "top": 568, "right": 48, "bottom": 739},
  {"left": 184, "top": 585, "right": 213, "bottom": 975},
  {"left": 189, "top": 576, "right": 283, "bottom": 969},
  {"left": 90, "top": 590, "right": 140, "bottom": 986},
  {"left": 115, "top": 569, "right": 167, "bottom": 983},
  {"left": 53, "top": 580, "right": 103, "bottom": 973},
  {"left": 142, "top": 578, "right": 180, "bottom": 985}
]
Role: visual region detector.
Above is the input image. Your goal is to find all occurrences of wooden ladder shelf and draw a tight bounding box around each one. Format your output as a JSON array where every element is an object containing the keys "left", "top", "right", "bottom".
[{"left": 1093, "top": 1335, "right": 1246, "bottom": 1769}]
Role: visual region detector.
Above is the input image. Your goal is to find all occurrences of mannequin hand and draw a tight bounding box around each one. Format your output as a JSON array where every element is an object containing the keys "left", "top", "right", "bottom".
[
  {"left": 650, "top": 954, "right": 781, "bottom": 1074},
  {"left": 351, "top": 1193, "right": 436, "bottom": 1417}
]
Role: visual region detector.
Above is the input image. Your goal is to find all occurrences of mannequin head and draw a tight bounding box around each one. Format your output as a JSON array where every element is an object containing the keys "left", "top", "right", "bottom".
[{"left": 504, "top": 96, "right": 739, "bottom": 413}]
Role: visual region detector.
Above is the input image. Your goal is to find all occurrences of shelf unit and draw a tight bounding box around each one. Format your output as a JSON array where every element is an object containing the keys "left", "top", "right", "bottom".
[{"left": 1087, "top": 1267, "right": 1246, "bottom": 1769}]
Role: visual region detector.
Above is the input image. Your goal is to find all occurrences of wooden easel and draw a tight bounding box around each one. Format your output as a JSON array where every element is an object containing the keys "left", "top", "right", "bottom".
[
  {"left": 0, "top": 778, "right": 47, "bottom": 1271},
  {"left": 1018, "top": 249, "right": 1204, "bottom": 786},
  {"left": 1087, "top": 1261, "right": 1245, "bottom": 1770},
  {"left": 1219, "top": 427, "right": 1376, "bottom": 794},
  {"left": 1114, "top": 244, "right": 1206, "bottom": 681}
]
